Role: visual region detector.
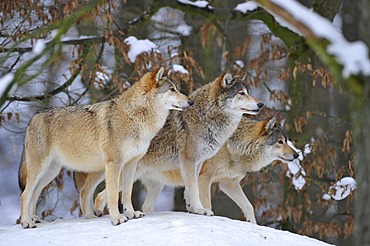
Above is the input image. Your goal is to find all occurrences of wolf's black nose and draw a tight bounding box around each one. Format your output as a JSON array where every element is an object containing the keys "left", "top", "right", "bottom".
[
  {"left": 188, "top": 100, "right": 194, "bottom": 106},
  {"left": 293, "top": 153, "right": 299, "bottom": 159},
  {"left": 257, "top": 102, "right": 264, "bottom": 109}
]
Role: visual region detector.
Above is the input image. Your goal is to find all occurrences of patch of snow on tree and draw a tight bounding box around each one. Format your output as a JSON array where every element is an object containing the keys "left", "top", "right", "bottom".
[
  {"left": 0, "top": 73, "right": 14, "bottom": 98},
  {"left": 329, "top": 177, "right": 356, "bottom": 201},
  {"left": 177, "top": 0, "right": 211, "bottom": 8},
  {"left": 235, "top": 2, "right": 258, "bottom": 14},
  {"left": 176, "top": 23, "right": 192, "bottom": 36},
  {"left": 235, "top": 60, "right": 245, "bottom": 68},
  {"left": 322, "top": 194, "right": 331, "bottom": 201},
  {"left": 172, "top": 64, "right": 189, "bottom": 74},
  {"left": 285, "top": 141, "right": 306, "bottom": 190},
  {"left": 124, "top": 36, "right": 157, "bottom": 63},
  {"left": 304, "top": 143, "right": 312, "bottom": 156},
  {"left": 32, "top": 39, "right": 46, "bottom": 55},
  {"left": 286, "top": 160, "right": 306, "bottom": 190}
]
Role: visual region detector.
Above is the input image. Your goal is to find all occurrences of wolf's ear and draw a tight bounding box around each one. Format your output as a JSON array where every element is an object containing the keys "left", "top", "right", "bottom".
[
  {"left": 265, "top": 117, "right": 276, "bottom": 132},
  {"left": 155, "top": 67, "right": 165, "bottom": 83},
  {"left": 258, "top": 117, "right": 275, "bottom": 136},
  {"left": 221, "top": 73, "right": 234, "bottom": 88},
  {"left": 279, "top": 118, "right": 286, "bottom": 128}
]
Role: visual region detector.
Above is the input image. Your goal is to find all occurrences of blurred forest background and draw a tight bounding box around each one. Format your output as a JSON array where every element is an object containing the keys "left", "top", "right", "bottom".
[{"left": 1, "top": 0, "right": 368, "bottom": 245}]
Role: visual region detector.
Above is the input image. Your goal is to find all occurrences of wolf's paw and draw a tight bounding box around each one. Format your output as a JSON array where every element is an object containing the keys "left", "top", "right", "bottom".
[
  {"left": 245, "top": 215, "right": 257, "bottom": 224},
  {"left": 133, "top": 210, "right": 145, "bottom": 219},
  {"left": 110, "top": 214, "right": 128, "bottom": 226},
  {"left": 84, "top": 213, "right": 98, "bottom": 219},
  {"left": 31, "top": 215, "right": 41, "bottom": 223},
  {"left": 123, "top": 209, "right": 144, "bottom": 219},
  {"left": 94, "top": 209, "right": 104, "bottom": 217},
  {"left": 21, "top": 220, "right": 37, "bottom": 229},
  {"left": 189, "top": 207, "right": 214, "bottom": 216},
  {"left": 246, "top": 219, "right": 257, "bottom": 224}
]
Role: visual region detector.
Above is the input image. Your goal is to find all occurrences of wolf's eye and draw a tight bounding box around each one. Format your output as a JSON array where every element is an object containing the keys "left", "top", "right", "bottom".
[
  {"left": 278, "top": 140, "right": 284, "bottom": 144},
  {"left": 239, "top": 91, "right": 245, "bottom": 95},
  {"left": 170, "top": 87, "right": 176, "bottom": 92}
]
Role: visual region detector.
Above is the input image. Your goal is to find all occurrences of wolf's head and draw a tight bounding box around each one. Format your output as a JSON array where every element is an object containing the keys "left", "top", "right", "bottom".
[
  {"left": 215, "top": 73, "right": 264, "bottom": 116},
  {"left": 144, "top": 67, "right": 194, "bottom": 111},
  {"left": 258, "top": 117, "right": 299, "bottom": 163}
]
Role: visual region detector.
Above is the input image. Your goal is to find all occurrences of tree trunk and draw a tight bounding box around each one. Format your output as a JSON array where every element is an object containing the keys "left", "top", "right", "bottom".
[
  {"left": 353, "top": 1, "right": 370, "bottom": 245},
  {"left": 352, "top": 89, "right": 370, "bottom": 246},
  {"left": 313, "top": 0, "right": 342, "bottom": 21}
]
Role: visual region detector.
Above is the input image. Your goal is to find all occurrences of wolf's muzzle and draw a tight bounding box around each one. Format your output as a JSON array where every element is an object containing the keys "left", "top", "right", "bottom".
[{"left": 174, "top": 99, "right": 194, "bottom": 110}]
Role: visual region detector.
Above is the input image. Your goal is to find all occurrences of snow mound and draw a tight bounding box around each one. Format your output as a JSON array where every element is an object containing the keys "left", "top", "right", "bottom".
[{"left": 0, "top": 212, "right": 332, "bottom": 246}]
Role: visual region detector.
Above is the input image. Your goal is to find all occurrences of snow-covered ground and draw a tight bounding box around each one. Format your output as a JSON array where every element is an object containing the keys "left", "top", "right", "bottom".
[{"left": 0, "top": 212, "right": 332, "bottom": 246}]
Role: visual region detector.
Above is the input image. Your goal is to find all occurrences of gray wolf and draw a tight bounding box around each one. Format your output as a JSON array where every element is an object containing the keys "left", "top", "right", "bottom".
[
  {"left": 18, "top": 67, "right": 193, "bottom": 228},
  {"left": 81, "top": 117, "right": 298, "bottom": 224},
  {"left": 75, "top": 73, "right": 264, "bottom": 218}
]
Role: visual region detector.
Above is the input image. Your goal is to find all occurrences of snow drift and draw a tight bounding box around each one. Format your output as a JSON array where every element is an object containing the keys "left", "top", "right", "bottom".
[{"left": 0, "top": 212, "right": 332, "bottom": 246}]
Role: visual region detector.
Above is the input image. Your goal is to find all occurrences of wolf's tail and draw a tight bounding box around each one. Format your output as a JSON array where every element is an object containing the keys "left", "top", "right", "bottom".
[{"left": 18, "top": 147, "right": 27, "bottom": 191}]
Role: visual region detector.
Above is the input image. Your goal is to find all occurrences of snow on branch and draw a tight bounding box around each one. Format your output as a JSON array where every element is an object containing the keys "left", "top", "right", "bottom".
[
  {"left": 177, "top": 0, "right": 212, "bottom": 9},
  {"left": 0, "top": 73, "right": 15, "bottom": 100},
  {"left": 286, "top": 140, "right": 306, "bottom": 190},
  {"left": 234, "top": 2, "right": 258, "bottom": 14},
  {"left": 254, "top": 0, "right": 370, "bottom": 78},
  {"left": 124, "top": 36, "right": 158, "bottom": 63},
  {"left": 322, "top": 177, "right": 356, "bottom": 201}
]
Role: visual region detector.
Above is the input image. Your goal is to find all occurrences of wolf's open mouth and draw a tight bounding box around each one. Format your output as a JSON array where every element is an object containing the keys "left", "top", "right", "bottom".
[
  {"left": 173, "top": 104, "right": 193, "bottom": 111},
  {"left": 242, "top": 108, "right": 260, "bottom": 112},
  {"left": 172, "top": 105, "right": 183, "bottom": 110},
  {"left": 280, "top": 157, "right": 295, "bottom": 162},
  {"left": 242, "top": 108, "right": 261, "bottom": 115}
]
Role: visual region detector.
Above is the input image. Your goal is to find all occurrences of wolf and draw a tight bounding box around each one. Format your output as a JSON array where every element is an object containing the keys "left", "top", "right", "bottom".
[
  {"left": 18, "top": 67, "right": 194, "bottom": 228},
  {"left": 82, "top": 117, "right": 298, "bottom": 224},
  {"left": 84, "top": 117, "right": 298, "bottom": 224},
  {"left": 75, "top": 73, "right": 264, "bottom": 218}
]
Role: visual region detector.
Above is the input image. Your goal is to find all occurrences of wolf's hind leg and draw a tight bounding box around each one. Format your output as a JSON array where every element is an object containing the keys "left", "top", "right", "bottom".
[
  {"left": 80, "top": 171, "right": 105, "bottom": 218},
  {"left": 94, "top": 188, "right": 107, "bottom": 216},
  {"left": 141, "top": 178, "right": 164, "bottom": 212},
  {"left": 29, "top": 162, "right": 62, "bottom": 223},
  {"left": 20, "top": 159, "right": 59, "bottom": 228}
]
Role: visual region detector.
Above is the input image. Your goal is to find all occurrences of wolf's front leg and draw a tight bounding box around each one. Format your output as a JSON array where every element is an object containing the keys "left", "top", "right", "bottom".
[
  {"left": 198, "top": 174, "right": 213, "bottom": 209},
  {"left": 219, "top": 178, "right": 257, "bottom": 224},
  {"left": 105, "top": 160, "right": 128, "bottom": 225},
  {"left": 180, "top": 159, "right": 214, "bottom": 216},
  {"left": 120, "top": 159, "right": 144, "bottom": 219}
]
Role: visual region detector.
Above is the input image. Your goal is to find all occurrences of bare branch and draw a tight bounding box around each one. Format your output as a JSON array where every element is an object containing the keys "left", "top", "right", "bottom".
[{"left": 0, "top": 37, "right": 105, "bottom": 54}]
